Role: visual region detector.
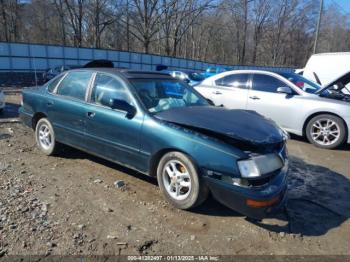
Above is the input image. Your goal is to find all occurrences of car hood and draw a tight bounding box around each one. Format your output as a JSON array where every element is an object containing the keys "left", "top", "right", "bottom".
[
  {"left": 155, "top": 106, "right": 284, "bottom": 146},
  {"left": 316, "top": 71, "right": 350, "bottom": 94}
]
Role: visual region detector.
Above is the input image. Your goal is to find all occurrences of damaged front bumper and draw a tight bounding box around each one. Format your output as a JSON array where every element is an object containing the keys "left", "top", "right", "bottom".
[{"left": 203, "top": 163, "right": 288, "bottom": 220}]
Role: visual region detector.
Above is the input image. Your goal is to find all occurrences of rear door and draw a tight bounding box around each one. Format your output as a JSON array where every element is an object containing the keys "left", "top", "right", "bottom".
[
  {"left": 210, "top": 73, "right": 250, "bottom": 109},
  {"left": 246, "top": 73, "right": 299, "bottom": 130},
  {"left": 47, "top": 70, "right": 93, "bottom": 148}
]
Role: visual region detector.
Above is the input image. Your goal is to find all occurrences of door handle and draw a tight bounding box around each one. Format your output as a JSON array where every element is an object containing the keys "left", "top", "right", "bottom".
[
  {"left": 86, "top": 111, "right": 95, "bottom": 118},
  {"left": 212, "top": 91, "right": 222, "bottom": 95},
  {"left": 249, "top": 96, "right": 260, "bottom": 100},
  {"left": 47, "top": 101, "right": 54, "bottom": 107}
]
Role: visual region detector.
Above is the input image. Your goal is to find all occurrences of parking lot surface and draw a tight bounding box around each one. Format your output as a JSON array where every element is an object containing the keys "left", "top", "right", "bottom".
[{"left": 0, "top": 94, "right": 350, "bottom": 255}]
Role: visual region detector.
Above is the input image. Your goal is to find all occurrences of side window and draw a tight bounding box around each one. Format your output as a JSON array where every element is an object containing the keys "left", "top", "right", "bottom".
[
  {"left": 215, "top": 74, "right": 249, "bottom": 89},
  {"left": 56, "top": 71, "right": 93, "bottom": 100},
  {"left": 91, "top": 73, "right": 132, "bottom": 107},
  {"left": 252, "top": 74, "right": 286, "bottom": 93},
  {"left": 47, "top": 74, "right": 64, "bottom": 93}
]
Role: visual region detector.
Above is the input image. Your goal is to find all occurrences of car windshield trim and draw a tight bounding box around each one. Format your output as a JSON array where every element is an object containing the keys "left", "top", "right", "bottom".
[{"left": 129, "top": 78, "right": 209, "bottom": 114}]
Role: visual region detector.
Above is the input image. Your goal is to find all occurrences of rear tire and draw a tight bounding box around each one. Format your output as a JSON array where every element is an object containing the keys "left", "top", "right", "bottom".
[
  {"left": 306, "top": 114, "right": 347, "bottom": 149},
  {"left": 35, "top": 118, "right": 59, "bottom": 155},
  {"left": 157, "top": 152, "right": 209, "bottom": 210}
]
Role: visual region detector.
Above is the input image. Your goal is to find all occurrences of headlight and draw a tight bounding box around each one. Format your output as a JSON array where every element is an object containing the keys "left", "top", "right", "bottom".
[
  {"left": 238, "top": 153, "right": 283, "bottom": 178},
  {"left": 237, "top": 159, "right": 260, "bottom": 178}
]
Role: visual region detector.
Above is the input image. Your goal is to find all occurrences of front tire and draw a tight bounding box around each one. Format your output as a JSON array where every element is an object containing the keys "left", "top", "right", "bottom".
[
  {"left": 35, "top": 118, "right": 58, "bottom": 155},
  {"left": 157, "top": 152, "right": 209, "bottom": 210},
  {"left": 306, "top": 114, "right": 347, "bottom": 149}
]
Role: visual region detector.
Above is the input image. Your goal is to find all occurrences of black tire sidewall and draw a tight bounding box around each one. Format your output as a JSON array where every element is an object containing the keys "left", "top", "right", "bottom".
[
  {"left": 157, "top": 152, "right": 207, "bottom": 210},
  {"left": 306, "top": 114, "right": 346, "bottom": 149},
  {"left": 35, "top": 118, "right": 56, "bottom": 155}
]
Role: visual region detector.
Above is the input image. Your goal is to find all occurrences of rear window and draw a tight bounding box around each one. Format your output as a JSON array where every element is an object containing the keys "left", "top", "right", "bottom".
[
  {"left": 56, "top": 71, "right": 93, "bottom": 100},
  {"left": 215, "top": 74, "right": 249, "bottom": 89},
  {"left": 47, "top": 75, "right": 64, "bottom": 93}
]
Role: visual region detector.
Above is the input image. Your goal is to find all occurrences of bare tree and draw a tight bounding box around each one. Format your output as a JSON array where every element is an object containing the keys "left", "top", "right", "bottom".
[
  {"left": 251, "top": 0, "right": 271, "bottom": 64},
  {"left": 1, "top": 0, "right": 349, "bottom": 68},
  {"left": 64, "top": 0, "right": 85, "bottom": 47},
  {"left": 123, "top": 0, "right": 163, "bottom": 53},
  {"left": 53, "top": 0, "right": 67, "bottom": 45}
]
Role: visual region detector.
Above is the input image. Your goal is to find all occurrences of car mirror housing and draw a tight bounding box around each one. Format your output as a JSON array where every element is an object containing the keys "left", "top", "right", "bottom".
[
  {"left": 277, "top": 86, "right": 293, "bottom": 95},
  {"left": 109, "top": 99, "right": 136, "bottom": 118}
]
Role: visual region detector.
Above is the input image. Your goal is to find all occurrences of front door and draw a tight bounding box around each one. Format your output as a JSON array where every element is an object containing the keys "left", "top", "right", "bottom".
[
  {"left": 246, "top": 73, "right": 300, "bottom": 131},
  {"left": 84, "top": 73, "right": 145, "bottom": 171}
]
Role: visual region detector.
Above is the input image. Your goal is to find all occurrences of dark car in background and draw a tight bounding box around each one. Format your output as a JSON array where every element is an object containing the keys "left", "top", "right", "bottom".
[{"left": 19, "top": 69, "right": 288, "bottom": 219}]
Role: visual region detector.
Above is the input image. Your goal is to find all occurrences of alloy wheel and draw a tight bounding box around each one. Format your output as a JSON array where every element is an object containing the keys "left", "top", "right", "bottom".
[
  {"left": 162, "top": 160, "right": 192, "bottom": 201},
  {"left": 310, "top": 118, "right": 340, "bottom": 146},
  {"left": 38, "top": 124, "right": 53, "bottom": 150}
]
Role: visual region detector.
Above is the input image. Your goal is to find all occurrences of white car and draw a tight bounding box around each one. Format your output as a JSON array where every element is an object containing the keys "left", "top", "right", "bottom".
[
  {"left": 0, "top": 88, "right": 5, "bottom": 113},
  {"left": 194, "top": 70, "right": 350, "bottom": 149}
]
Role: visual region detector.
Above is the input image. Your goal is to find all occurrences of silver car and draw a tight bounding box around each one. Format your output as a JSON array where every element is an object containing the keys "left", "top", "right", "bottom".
[{"left": 195, "top": 70, "right": 350, "bottom": 149}]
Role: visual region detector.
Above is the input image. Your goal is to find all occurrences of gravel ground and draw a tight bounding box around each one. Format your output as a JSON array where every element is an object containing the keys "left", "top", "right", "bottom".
[{"left": 0, "top": 94, "right": 350, "bottom": 256}]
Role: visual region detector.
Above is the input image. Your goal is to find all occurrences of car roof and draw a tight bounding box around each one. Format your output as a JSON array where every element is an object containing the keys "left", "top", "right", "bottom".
[
  {"left": 69, "top": 68, "right": 173, "bottom": 79},
  {"left": 201, "top": 69, "right": 279, "bottom": 84}
]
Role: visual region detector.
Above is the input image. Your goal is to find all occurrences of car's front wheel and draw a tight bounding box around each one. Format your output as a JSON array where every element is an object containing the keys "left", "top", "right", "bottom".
[
  {"left": 306, "top": 114, "right": 347, "bottom": 149},
  {"left": 157, "top": 152, "right": 209, "bottom": 210},
  {"left": 35, "top": 118, "right": 59, "bottom": 155}
]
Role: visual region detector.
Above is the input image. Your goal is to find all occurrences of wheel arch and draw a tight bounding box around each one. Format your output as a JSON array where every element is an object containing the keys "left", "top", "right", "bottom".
[
  {"left": 302, "top": 111, "right": 348, "bottom": 137},
  {"left": 32, "top": 112, "right": 48, "bottom": 129},
  {"left": 148, "top": 148, "right": 197, "bottom": 177}
]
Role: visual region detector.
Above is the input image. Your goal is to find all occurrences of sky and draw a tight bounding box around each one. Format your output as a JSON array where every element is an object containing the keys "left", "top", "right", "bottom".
[{"left": 325, "top": 0, "right": 350, "bottom": 13}]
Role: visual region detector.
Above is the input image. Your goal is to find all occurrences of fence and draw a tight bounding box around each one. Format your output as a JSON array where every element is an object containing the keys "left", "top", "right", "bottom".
[
  {"left": 0, "top": 42, "right": 294, "bottom": 87},
  {"left": 0, "top": 42, "right": 294, "bottom": 72}
]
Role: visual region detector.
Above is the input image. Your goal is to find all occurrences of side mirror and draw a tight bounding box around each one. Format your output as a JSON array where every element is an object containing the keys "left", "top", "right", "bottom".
[
  {"left": 277, "top": 86, "right": 293, "bottom": 95},
  {"left": 109, "top": 99, "right": 136, "bottom": 118}
]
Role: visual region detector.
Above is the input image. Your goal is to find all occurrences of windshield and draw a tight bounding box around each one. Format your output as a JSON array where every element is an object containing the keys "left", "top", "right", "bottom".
[
  {"left": 130, "top": 79, "right": 209, "bottom": 113},
  {"left": 279, "top": 72, "right": 322, "bottom": 94}
]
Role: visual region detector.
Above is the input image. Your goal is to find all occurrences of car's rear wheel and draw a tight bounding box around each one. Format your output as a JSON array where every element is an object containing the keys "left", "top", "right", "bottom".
[
  {"left": 306, "top": 114, "right": 347, "bottom": 149},
  {"left": 157, "top": 152, "right": 209, "bottom": 210},
  {"left": 35, "top": 118, "right": 58, "bottom": 155}
]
